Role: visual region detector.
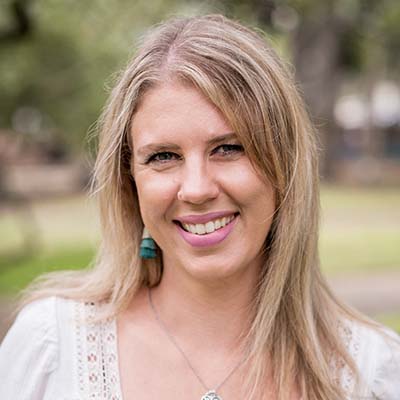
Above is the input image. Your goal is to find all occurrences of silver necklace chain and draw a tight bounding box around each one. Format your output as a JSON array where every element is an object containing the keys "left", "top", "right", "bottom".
[{"left": 148, "top": 288, "right": 245, "bottom": 398}]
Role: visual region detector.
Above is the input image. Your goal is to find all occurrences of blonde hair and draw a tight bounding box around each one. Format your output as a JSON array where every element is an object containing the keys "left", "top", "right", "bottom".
[{"left": 22, "top": 14, "right": 365, "bottom": 399}]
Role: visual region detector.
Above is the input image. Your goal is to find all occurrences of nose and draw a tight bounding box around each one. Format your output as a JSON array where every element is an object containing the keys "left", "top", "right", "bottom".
[{"left": 177, "top": 160, "right": 219, "bottom": 205}]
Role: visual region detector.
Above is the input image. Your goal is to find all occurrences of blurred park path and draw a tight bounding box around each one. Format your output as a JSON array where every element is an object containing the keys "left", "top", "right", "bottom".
[{"left": 328, "top": 271, "right": 400, "bottom": 315}]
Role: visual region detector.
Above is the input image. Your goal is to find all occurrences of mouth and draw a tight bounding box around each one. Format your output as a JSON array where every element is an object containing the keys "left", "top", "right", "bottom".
[{"left": 173, "top": 212, "right": 239, "bottom": 235}]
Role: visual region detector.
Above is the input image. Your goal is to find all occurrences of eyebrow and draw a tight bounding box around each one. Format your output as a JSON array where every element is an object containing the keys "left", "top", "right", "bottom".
[{"left": 136, "top": 132, "right": 238, "bottom": 157}]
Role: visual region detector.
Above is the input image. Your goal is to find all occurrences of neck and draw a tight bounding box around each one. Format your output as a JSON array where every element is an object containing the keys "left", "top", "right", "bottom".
[{"left": 149, "top": 260, "right": 259, "bottom": 356}]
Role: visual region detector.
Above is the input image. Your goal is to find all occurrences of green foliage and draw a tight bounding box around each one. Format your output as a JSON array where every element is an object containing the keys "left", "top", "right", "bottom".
[
  {"left": 2, "top": 0, "right": 399, "bottom": 155},
  {"left": 379, "top": 0, "right": 400, "bottom": 69},
  {"left": 0, "top": 0, "right": 187, "bottom": 149}
]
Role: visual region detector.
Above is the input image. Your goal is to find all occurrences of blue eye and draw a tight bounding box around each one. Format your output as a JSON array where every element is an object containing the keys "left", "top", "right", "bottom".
[
  {"left": 145, "top": 151, "right": 180, "bottom": 164},
  {"left": 213, "top": 144, "right": 244, "bottom": 156}
]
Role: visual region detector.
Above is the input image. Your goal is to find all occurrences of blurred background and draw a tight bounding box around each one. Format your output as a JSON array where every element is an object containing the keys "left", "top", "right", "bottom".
[{"left": 0, "top": 0, "right": 399, "bottom": 338}]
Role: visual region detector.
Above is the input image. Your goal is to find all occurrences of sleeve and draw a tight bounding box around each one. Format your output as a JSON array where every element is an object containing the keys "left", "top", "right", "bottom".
[
  {"left": 0, "top": 297, "right": 59, "bottom": 400},
  {"left": 370, "top": 328, "right": 400, "bottom": 400}
]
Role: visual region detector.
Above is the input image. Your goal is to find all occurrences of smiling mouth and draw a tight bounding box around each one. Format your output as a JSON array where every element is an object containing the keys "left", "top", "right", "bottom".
[{"left": 174, "top": 213, "right": 239, "bottom": 235}]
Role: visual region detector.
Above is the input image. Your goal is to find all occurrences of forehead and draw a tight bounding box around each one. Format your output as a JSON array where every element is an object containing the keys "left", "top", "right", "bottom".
[{"left": 130, "top": 82, "right": 232, "bottom": 147}]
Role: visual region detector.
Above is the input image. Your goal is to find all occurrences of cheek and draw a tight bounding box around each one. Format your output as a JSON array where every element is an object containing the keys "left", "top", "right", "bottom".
[
  {"left": 218, "top": 162, "right": 274, "bottom": 210},
  {"left": 134, "top": 171, "right": 178, "bottom": 221}
]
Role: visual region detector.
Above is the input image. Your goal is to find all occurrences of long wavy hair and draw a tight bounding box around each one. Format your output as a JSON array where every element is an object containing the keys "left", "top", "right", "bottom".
[{"left": 21, "top": 14, "right": 365, "bottom": 399}]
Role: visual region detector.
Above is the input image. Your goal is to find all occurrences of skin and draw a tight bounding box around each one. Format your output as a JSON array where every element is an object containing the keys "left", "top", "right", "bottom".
[{"left": 117, "top": 81, "right": 276, "bottom": 399}]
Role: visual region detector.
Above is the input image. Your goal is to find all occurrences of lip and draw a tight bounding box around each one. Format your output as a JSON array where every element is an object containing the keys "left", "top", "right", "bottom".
[
  {"left": 175, "top": 211, "right": 238, "bottom": 225},
  {"left": 175, "top": 214, "right": 239, "bottom": 248}
]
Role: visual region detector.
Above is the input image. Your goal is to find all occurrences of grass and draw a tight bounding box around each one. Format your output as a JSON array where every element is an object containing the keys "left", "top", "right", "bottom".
[
  {"left": 320, "top": 230, "right": 400, "bottom": 274},
  {"left": 320, "top": 185, "right": 400, "bottom": 275},
  {"left": 377, "top": 314, "right": 400, "bottom": 334},
  {"left": 320, "top": 185, "right": 400, "bottom": 209},
  {"left": 0, "top": 246, "right": 94, "bottom": 295}
]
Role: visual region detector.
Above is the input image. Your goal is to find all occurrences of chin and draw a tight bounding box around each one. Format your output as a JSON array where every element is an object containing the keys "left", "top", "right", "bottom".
[{"left": 180, "top": 255, "right": 248, "bottom": 283}]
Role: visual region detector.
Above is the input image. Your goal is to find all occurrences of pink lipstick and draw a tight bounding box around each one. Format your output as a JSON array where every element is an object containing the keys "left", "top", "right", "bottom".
[{"left": 175, "top": 213, "right": 238, "bottom": 247}]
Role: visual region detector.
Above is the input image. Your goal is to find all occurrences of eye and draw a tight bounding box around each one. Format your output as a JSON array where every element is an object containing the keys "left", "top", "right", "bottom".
[
  {"left": 145, "top": 151, "right": 181, "bottom": 164},
  {"left": 212, "top": 143, "right": 244, "bottom": 157}
]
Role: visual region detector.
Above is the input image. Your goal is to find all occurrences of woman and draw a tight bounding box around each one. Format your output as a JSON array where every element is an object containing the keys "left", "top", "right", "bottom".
[{"left": 0, "top": 14, "right": 399, "bottom": 400}]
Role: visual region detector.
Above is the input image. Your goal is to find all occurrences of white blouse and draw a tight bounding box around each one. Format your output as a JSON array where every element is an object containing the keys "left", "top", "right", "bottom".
[{"left": 0, "top": 296, "right": 399, "bottom": 400}]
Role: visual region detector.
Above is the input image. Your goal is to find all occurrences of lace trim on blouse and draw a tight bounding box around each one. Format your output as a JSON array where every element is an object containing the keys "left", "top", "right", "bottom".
[
  {"left": 337, "top": 320, "right": 361, "bottom": 395},
  {"left": 75, "top": 301, "right": 123, "bottom": 399}
]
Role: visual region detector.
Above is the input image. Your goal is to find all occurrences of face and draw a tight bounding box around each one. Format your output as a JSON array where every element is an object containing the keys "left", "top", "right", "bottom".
[{"left": 131, "top": 82, "right": 275, "bottom": 283}]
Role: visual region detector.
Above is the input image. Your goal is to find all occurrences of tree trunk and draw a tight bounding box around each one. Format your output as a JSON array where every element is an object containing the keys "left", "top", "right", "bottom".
[{"left": 290, "top": 3, "right": 343, "bottom": 180}]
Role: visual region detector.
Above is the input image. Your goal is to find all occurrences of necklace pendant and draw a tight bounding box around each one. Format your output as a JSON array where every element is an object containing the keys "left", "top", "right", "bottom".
[{"left": 201, "top": 390, "right": 222, "bottom": 400}]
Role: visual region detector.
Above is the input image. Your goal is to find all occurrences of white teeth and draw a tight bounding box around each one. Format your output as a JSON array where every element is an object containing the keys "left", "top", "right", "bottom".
[
  {"left": 196, "top": 224, "right": 206, "bottom": 235},
  {"left": 205, "top": 221, "right": 215, "bottom": 233},
  {"left": 181, "top": 215, "right": 236, "bottom": 235}
]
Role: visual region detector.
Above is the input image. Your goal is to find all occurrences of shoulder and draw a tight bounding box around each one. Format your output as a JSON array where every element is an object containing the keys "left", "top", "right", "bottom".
[
  {"left": 0, "top": 296, "right": 75, "bottom": 368},
  {"left": 364, "top": 325, "right": 400, "bottom": 400},
  {"left": 1, "top": 296, "right": 59, "bottom": 351},
  {"left": 2, "top": 296, "right": 78, "bottom": 341},
  {"left": 0, "top": 296, "right": 78, "bottom": 399},
  {"left": 347, "top": 319, "right": 400, "bottom": 399},
  {"left": 15, "top": 296, "right": 58, "bottom": 326}
]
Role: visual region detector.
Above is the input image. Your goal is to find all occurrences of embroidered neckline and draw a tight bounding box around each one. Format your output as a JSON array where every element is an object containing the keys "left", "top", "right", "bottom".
[
  {"left": 336, "top": 320, "right": 360, "bottom": 395},
  {"left": 75, "top": 301, "right": 123, "bottom": 399}
]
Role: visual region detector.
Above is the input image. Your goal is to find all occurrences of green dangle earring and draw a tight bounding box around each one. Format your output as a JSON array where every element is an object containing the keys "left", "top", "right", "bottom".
[{"left": 140, "top": 227, "right": 157, "bottom": 259}]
